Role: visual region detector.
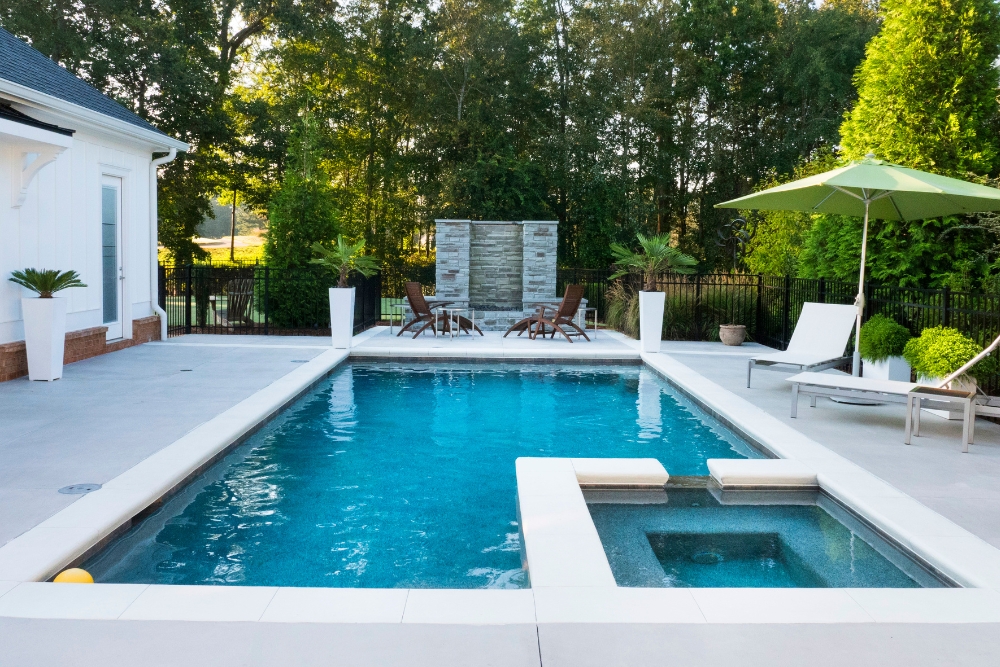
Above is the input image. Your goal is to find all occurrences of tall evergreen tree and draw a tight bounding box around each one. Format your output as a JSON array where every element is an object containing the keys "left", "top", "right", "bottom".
[{"left": 839, "top": 0, "right": 1000, "bottom": 175}]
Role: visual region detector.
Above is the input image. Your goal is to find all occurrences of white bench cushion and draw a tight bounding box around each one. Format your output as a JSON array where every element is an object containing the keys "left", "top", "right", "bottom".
[
  {"left": 708, "top": 459, "right": 817, "bottom": 488},
  {"left": 571, "top": 458, "right": 669, "bottom": 486}
]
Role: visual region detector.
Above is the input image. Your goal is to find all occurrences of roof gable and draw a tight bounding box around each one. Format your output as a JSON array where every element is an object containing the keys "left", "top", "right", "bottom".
[{"left": 0, "top": 26, "right": 167, "bottom": 137}]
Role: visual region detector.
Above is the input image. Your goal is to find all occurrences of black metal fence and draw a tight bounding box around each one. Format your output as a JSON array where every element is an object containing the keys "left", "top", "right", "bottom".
[
  {"left": 645, "top": 273, "right": 1000, "bottom": 394},
  {"left": 159, "top": 264, "right": 381, "bottom": 337}
]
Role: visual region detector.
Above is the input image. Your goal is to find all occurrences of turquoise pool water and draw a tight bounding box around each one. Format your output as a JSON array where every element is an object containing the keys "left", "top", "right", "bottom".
[
  {"left": 587, "top": 488, "right": 945, "bottom": 588},
  {"left": 88, "top": 363, "right": 756, "bottom": 588}
]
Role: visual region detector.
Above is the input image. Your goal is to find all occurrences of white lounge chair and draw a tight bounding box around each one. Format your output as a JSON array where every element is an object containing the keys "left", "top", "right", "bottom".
[
  {"left": 784, "top": 332, "right": 1000, "bottom": 452},
  {"left": 786, "top": 371, "right": 980, "bottom": 451},
  {"left": 747, "top": 302, "right": 857, "bottom": 387}
]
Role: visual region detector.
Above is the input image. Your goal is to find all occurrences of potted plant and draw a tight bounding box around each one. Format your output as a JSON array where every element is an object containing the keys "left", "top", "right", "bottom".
[
  {"left": 719, "top": 324, "right": 747, "bottom": 346},
  {"left": 8, "top": 268, "right": 86, "bottom": 381},
  {"left": 310, "top": 236, "right": 380, "bottom": 348},
  {"left": 610, "top": 233, "right": 697, "bottom": 353},
  {"left": 859, "top": 314, "right": 912, "bottom": 381},
  {"left": 903, "top": 326, "right": 996, "bottom": 393}
]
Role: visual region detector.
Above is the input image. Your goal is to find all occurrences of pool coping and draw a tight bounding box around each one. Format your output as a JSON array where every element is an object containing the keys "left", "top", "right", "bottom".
[{"left": 1, "top": 333, "right": 999, "bottom": 626}]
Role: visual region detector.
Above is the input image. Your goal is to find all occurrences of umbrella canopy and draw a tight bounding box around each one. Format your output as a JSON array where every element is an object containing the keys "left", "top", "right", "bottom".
[
  {"left": 716, "top": 156, "right": 1000, "bottom": 219},
  {"left": 715, "top": 155, "right": 1000, "bottom": 377}
]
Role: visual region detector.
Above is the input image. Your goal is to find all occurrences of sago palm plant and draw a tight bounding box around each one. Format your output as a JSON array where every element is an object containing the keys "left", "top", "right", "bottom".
[
  {"left": 8, "top": 269, "right": 86, "bottom": 298},
  {"left": 609, "top": 233, "right": 697, "bottom": 291},
  {"left": 310, "top": 235, "right": 380, "bottom": 287}
]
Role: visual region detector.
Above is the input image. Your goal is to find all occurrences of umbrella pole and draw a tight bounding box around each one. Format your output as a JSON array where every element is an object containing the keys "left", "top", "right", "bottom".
[{"left": 852, "top": 200, "right": 871, "bottom": 376}]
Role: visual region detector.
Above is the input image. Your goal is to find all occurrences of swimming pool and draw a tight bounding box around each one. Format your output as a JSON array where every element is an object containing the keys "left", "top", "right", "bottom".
[
  {"left": 587, "top": 487, "right": 946, "bottom": 588},
  {"left": 86, "top": 363, "right": 757, "bottom": 588}
]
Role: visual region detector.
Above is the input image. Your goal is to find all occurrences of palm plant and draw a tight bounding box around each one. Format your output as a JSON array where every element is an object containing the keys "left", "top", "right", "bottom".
[
  {"left": 8, "top": 269, "right": 86, "bottom": 298},
  {"left": 310, "top": 235, "right": 380, "bottom": 287},
  {"left": 609, "top": 233, "right": 697, "bottom": 291}
]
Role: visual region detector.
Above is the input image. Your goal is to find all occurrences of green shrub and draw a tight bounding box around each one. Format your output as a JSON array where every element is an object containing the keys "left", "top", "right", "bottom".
[
  {"left": 903, "top": 326, "right": 997, "bottom": 382},
  {"left": 859, "top": 314, "right": 911, "bottom": 363}
]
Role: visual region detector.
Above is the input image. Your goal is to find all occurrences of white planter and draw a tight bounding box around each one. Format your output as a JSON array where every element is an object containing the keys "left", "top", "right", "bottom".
[
  {"left": 328, "top": 287, "right": 356, "bottom": 349},
  {"left": 917, "top": 374, "right": 976, "bottom": 420},
  {"left": 863, "top": 356, "right": 911, "bottom": 382},
  {"left": 22, "top": 297, "right": 67, "bottom": 381},
  {"left": 638, "top": 291, "right": 665, "bottom": 353}
]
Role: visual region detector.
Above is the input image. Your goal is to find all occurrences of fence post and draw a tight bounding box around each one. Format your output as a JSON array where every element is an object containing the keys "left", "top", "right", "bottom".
[
  {"left": 818, "top": 277, "right": 826, "bottom": 304},
  {"left": 942, "top": 286, "right": 951, "bottom": 327},
  {"left": 184, "top": 264, "right": 192, "bottom": 335},
  {"left": 781, "top": 275, "right": 791, "bottom": 349},
  {"left": 263, "top": 266, "right": 270, "bottom": 335},
  {"left": 755, "top": 274, "right": 763, "bottom": 342},
  {"left": 158, "top": 264, "right": 166, "bottom": 311},
  {"left": 864, "top": 280, "right": 874, "bottom": 325},
  {"left": 694, "top": 274, "right": 702, "bottom": 339}
]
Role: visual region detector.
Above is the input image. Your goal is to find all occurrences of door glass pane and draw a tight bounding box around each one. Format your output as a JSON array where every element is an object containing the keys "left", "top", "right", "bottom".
[{"left": 102, "top": 185, "right": 118, "bottom": 324}]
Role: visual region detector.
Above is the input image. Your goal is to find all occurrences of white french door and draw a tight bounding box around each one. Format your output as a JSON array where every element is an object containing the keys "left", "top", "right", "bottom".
[{"left": 101, "top": 176, "right": 124, "bottom": 339}]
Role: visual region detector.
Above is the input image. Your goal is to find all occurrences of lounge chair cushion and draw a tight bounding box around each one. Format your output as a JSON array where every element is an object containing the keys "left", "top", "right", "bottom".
[
  {"left": 707, "top": 459, "right": 817, "bottom": 488},
  {"left": 751, "top": 302, "right": 857, "bottom": 365},
  {"left": 786, "top": 371, "right": 917, "bottom": 395}
]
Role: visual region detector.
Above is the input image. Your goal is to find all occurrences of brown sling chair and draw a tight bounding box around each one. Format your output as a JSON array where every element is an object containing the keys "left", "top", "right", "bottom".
[
  {"left": 504, "top": 284, "right": 590, "bottom": 343},
  {"left": 397, "top": 282, "right": 483, "bottom": 338}
]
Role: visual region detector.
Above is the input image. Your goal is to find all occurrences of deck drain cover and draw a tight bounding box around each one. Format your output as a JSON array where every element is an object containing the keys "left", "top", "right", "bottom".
[
  {"left": 58, "top": 483, "right": 102, "bottom": 495},
  {"left": 291, "top": 360, "right": 309, "bottom": 363},
  {"left": 690, "top": 551, "right": 723, "bottom": 565}
]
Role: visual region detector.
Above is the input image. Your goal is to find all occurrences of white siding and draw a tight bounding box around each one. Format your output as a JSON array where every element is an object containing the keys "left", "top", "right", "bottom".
[{"left": 0, "top": 127, "right": 154, "bottom": 344}]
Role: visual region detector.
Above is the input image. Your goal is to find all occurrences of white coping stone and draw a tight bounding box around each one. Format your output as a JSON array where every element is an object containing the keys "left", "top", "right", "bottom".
[
  {"left": 516, "top": 458, "right": 617, "bottom": 588},
  {"left": 0, "top": 582, "right": 148, "bottom": 619},
  {"left": 0, "top": 346, "right": 350, "bottom": 583},
  {"left": 119, "top": 585, "right": 279, "bottom": 622},
  {"left": 259, "top": 588, "right": 408, "bottom": 623},
  {"left": 643, "top": 351, "right": 1000, "bottom": 590},
  {"left": 690, "top": 589, "right": 874, "bottom": 624},
  {"left": 0, "top": 580, "right": 17, "bottom": 598},
  {"left": 533, "top": 587, "right": 705, "bottom": 624},
  {"left": 845, "top": 588, "right": 1000, "bottom": 623},
  {"left": 572, "top": 458, "right": 668, "bottom": 486},
  {"left": 402, "top": 590, "right": 536, "bottom": 624},
  {"left": 707, "top": 458, "right": 817, "bottom": 488}
]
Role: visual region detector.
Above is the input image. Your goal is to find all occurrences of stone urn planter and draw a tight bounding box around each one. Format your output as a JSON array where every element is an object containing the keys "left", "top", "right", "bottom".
[
  {"left": 719, "top": 324, "right": 746, "bottom": 346},
  {"left": 328, "top": 287, "right": 356, "bottom": 349},
  {"left": 638, "top": 291, "right": 666, "bottom": 353},
  {"left": 22, "top": 296, "right": 68, "bottom": 381}
]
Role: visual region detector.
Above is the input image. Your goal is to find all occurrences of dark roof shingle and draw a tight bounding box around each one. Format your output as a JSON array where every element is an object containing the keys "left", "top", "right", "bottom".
[{"left": 0, "top": 26, "right": 167, "bottom": 136}]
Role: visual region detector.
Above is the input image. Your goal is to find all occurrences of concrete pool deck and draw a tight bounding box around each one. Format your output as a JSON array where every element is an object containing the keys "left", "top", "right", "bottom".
[{"left": 3, "top": 330, "right": 1000, "bottom": 665}]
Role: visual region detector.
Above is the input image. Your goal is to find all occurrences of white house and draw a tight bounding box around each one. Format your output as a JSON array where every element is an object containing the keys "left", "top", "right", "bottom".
[{"left": 0, "top": 28, "right": 188, "bottom": 381}]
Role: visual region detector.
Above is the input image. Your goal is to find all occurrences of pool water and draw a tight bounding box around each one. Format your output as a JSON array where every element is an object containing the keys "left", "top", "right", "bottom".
[
  {"left": 587, "top": 489, "right": 945, "bottom": 588},
  {"left": 87, "top": 363, "right": 757, "bottom": 588}
]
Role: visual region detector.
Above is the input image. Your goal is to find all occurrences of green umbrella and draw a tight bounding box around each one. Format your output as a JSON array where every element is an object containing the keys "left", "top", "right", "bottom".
[{"left": 716, "top": 154, "right": 1000, "bottom": 375}]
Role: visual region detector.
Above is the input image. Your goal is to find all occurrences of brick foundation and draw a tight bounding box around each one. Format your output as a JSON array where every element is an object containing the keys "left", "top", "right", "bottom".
[{"left": 0, "top": 315, "right": 161, "bottom": 382}]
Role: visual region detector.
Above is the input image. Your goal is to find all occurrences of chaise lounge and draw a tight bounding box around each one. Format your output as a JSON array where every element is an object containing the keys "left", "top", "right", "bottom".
[
  {"left": 397, "top": 281, "right": 483, "bottom": 338},
  {"left": 747, "top": 302, "right": 858, "bottom": 387},
  {"left": 504, "top": 284, "right": 589, "bottom": 343}
]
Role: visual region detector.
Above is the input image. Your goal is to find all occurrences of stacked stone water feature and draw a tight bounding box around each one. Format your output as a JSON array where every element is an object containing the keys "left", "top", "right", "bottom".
[{"left": 433, "top": 219, "right": 560, "bottom": 331}]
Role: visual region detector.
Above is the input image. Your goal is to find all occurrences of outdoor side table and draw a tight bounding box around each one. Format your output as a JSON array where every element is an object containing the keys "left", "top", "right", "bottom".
[
  {"left": 389, "top": 303, "right": 408, "bottom": 334},
  {"left": 905, "top": 386, "right": 977, "bottom": 452},
  {"left": 436, "top": 307, "right": 475, "bottom": 339}
]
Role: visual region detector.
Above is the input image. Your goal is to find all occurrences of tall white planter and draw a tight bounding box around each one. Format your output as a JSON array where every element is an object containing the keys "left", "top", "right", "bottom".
[
  {"left": 638, "top": 290, "right": 665, "bottom": 353},
  {"left": 22, "top": 297, "right": 67, "bottom": 381},
  {"left": 329, "top": 287, "right": 356, "bottom": 349},
  {"left": 863, "top": 356, "right": 911, "bottom": 381}
]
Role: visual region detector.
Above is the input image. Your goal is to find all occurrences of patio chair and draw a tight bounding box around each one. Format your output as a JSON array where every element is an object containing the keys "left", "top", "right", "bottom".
[
  {"left": 747, "top": 302, "right": 857, "bottom": 387},
  {"left": 397, "top": 282, "right": 483, "bottom": 338},
  {"left": 504, "top": 284, "right": 589, "bottom": 343},
  {"left": 225, "top": 278, "right": 255, "bottom": 326},
  {"left": 209, "top": 278, "right": 254, "bottom": 327}
]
